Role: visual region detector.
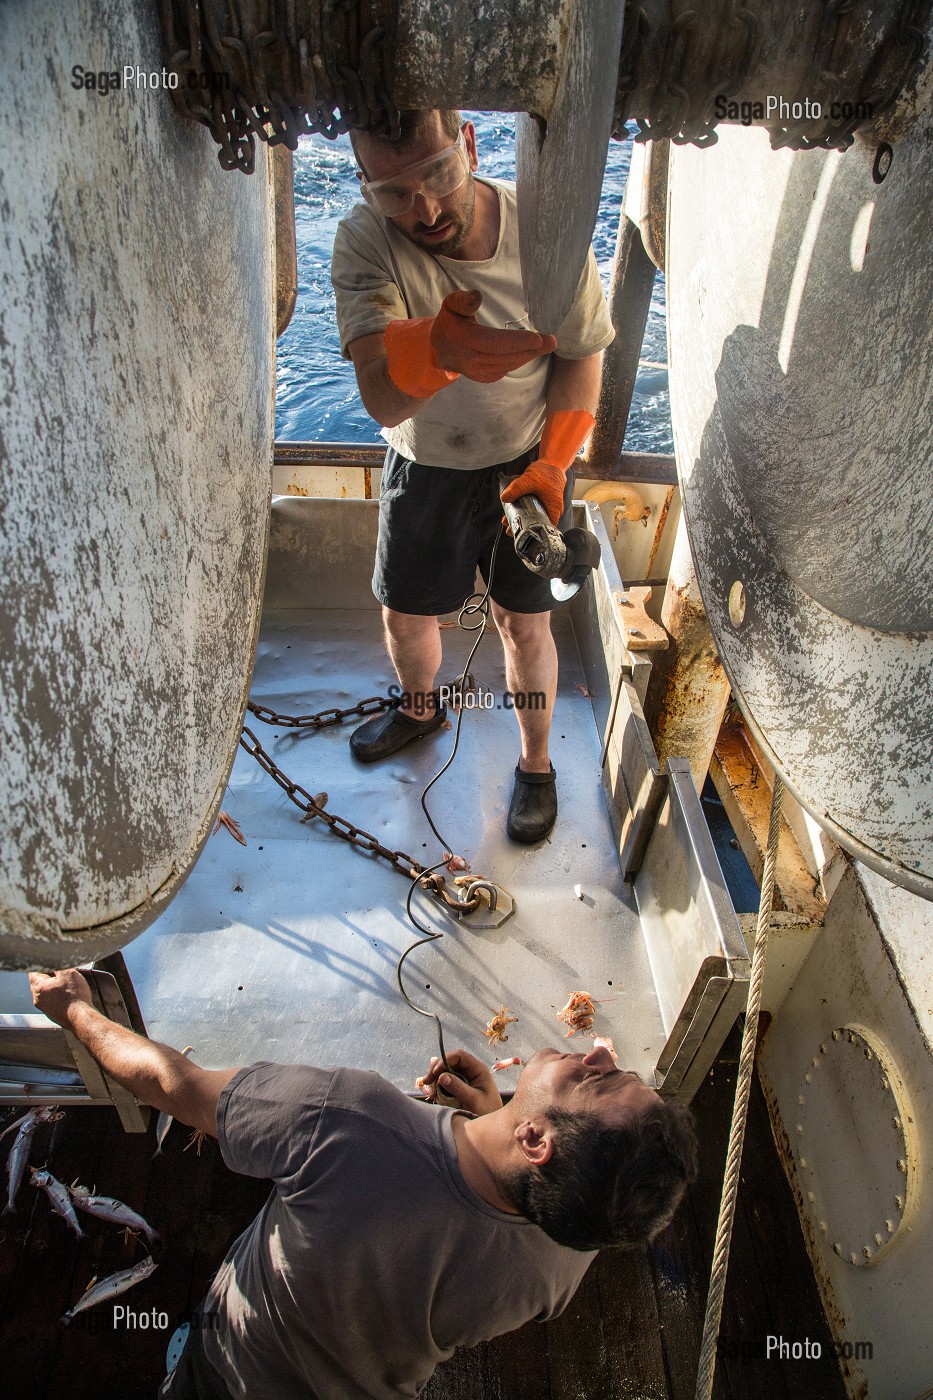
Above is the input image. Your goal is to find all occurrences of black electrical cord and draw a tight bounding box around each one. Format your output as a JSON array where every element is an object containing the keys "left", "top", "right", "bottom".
[{"left": 395, "top": 523, "right": 505, "bottom": 1076}]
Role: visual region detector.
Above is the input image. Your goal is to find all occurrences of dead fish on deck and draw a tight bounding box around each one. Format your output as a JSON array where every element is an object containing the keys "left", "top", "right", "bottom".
[
  {"left": 153, "top": 1045, "right": 195, "bottom": 1156},
  {"left": 30, "top": 1169, "right": 83, "bottom": 1238},
  {"left": 3, "top": 1106, "right": 63, "bottom": 1215},
  {"left": 61, "top": 1255, "right": 157, "bottom": 1324},
  {"left": 69, "top": 1184, "right": 159, "bottom": 1250}
]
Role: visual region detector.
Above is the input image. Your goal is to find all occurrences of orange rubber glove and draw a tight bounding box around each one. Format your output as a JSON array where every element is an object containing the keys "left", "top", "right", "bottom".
[
  {"left": 384, "top": 290, "right": 557, "bottom": 399},
  {"left": 500, "top": 409, "right": 596, "bottom": 525}
]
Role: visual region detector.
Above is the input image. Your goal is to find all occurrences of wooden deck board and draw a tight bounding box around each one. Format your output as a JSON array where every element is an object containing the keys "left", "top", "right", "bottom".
[{"left": 0, "top": 1045, "right": 848, "bottom": 1400}]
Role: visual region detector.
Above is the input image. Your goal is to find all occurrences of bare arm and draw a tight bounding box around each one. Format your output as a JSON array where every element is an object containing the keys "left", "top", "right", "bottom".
[
  {"left": 348, "top": 332, "right": 432, "bottom": 430},
  {"left": 29, "top": 969, "right": 238, "bottom": 1137},
  {"left": 545, "top": 350, "right": 603, "bottom": 416}
]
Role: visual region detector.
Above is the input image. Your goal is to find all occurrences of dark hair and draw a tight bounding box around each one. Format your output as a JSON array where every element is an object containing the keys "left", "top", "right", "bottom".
[
  {"left": 350, "top": 109, "right": 463, "bottom": 172},
  {"left": 506, "top": 1098, "right": 699, "bottom": 1251}
]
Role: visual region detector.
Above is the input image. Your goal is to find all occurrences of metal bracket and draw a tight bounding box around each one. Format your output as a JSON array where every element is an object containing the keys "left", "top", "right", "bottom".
[
  {"left": 80, "top": 954, "right": 150, "bottom": 1133},
  {"left": 444, "top": 881, "right": 516, "bottom": 930}
]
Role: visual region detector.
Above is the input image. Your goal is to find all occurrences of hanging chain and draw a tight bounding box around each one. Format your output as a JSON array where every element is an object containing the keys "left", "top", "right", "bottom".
[
  {"left": 157, "top": 0, "right": 399, "bottom": 174},
  {"left": 238, "top": 715, "right": 479, "bottom": 916}
]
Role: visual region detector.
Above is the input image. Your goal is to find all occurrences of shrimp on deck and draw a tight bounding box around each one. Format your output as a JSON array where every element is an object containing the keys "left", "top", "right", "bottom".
[
  {"left": 556, "top": 991, "right": 598, "bottom": 1036},
  {"left": 484, "top": 1007, "right": 518, "bottom": 1047}
]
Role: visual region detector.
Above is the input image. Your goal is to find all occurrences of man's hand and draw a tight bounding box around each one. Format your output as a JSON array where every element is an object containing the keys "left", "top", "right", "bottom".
[
  {"left": 383, "top": 290, "right": 556, "bottom": 400},
  {"left": 29, "top": 968, "right": 93, "bottom": 1028},
  {"left": 416, "top": 1049, "right": 503, "bottom": 1116},
  {"left": 430, "top": 291, "right": 556, "bottom": 383},
  {"left": 500, "top": 406, "right": 596, "bottom": 525},
  {"left": 30, "top": 967, "right": 237, "bottom": 1137}
]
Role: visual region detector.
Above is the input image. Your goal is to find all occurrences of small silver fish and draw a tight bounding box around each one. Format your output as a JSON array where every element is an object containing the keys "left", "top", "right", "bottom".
[
  {"left": 62, "top": 1255, "right": 157, "bottom": 1323},
  {"left": 153, "top": 1046, "right": 195, "bottom": 1156},
  {"left": 30, "top": 1169, "right": 84, "bottom": 1238},
  {"left": 3, "top": 1107, "right": 62, "bottom": 1215},
  {"left": 0, "top": 1108, "right": 41, "bottom": 1144},
  {"left": 69, "top": 1184, "right": 159, "bottom": 1250}
]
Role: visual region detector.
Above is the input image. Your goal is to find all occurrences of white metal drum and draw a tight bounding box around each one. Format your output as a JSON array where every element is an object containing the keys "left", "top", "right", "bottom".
[
  {"left": 0, "top": 1, "right": 275, "bottom": 966},
  {"left": 667, "top": 115, "right": 933, "bottom": 898}
]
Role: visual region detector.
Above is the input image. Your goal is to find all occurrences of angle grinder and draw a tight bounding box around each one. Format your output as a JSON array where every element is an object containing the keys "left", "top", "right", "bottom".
[{"left": 499, "top": 476, "right": 601, "bottom": 602}]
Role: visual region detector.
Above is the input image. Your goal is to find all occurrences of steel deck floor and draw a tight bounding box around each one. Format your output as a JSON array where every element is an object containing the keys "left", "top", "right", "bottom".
[{"left": 112, "top": 605, "right": 668, "bottom": 1087}]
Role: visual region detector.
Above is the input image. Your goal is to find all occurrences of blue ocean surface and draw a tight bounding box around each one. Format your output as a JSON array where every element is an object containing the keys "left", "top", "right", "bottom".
[{"left": 275, "top": 114, "right": 672, "bottom": 454}]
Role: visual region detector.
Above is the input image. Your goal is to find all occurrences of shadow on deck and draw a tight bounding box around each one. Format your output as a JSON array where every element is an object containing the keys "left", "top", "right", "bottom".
[{"left": 0, "top": 1029, "right": 845, "bottom": 1400}]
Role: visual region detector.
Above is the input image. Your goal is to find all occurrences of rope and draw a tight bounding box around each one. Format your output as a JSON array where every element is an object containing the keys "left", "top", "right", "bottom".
[{"left": 694, "top": 774, "right": 785, "bottom": 1400}]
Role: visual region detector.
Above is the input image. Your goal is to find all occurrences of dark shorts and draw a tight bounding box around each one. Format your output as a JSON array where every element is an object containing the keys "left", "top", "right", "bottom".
[{"left": 373, "top": 447, "right": 575, "bottom": 616}]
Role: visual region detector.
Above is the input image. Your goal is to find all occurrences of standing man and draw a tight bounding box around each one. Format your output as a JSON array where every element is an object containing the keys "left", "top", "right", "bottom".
[
  {"left": 331, "top": 109, "right": 614, "bottom": 842},
  {"left": 30, "top": 968, "right": 697, "bottom": 1400}
]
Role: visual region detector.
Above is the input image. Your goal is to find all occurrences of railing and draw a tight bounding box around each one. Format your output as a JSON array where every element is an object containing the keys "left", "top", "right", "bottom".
[{"left": 273, "top": 441, "right": 677, "bottom": 485}]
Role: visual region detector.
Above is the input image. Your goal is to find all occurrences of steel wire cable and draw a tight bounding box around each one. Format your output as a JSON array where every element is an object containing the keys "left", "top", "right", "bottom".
[
  {"left": 694, "top": 774, "right": 785, "bottom": 1400},
  {"left": 395, "top": 524, "right": 505, "bottom": 1075}
]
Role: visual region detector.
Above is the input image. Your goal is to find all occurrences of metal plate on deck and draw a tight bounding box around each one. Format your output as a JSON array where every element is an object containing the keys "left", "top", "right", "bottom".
[{"left": 108, "top": 601, "right": 668, "bottom": 1091}]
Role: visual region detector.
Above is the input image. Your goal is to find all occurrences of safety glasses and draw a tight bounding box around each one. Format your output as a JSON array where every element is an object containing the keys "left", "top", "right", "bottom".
[{"left": 359, "top": 131, "right": 469, "bottom": 217}]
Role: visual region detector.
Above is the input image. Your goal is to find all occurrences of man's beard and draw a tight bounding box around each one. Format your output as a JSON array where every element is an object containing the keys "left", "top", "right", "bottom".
[{"left": 405, "top": 179, "right": 476, "bottom": 256}]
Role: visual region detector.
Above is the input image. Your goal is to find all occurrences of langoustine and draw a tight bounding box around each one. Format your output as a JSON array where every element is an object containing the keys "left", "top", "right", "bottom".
[{"left": 556, "top": 991, "right": 598, "bottom": 1036}]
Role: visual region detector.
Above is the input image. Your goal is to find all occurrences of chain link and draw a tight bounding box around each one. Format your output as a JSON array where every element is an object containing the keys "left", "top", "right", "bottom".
[
  {"left": 247, "top": 696, "right": 392, "bottom": 729},
  {"left": 238, "top": 723, "right": 480, "bottom": 915},
  {"left": 157, "top": 0, "right": 399, "bottom": 174}
]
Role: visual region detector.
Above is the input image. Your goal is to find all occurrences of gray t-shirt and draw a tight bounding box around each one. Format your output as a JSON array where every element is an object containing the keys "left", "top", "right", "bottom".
[
  {"left": 331, "top": 178, "right": 614, "bottom": 469},
  {"left": 202, "top": 1063, "right": 595, "bottom": 1399}
]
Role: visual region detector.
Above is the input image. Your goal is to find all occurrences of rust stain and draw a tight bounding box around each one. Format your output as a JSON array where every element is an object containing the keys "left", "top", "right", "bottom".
[
  {"left": 646, "top": 487, "right": 675, "bottom": 578},
  {"left": 286, "top": 481, "right": 309, "bottom": 497}
]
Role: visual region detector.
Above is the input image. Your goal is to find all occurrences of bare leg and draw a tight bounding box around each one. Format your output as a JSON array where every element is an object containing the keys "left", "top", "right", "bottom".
[
  {"left": 383, "top": 607, "right": 442, "bottom": 719},
  {"left": 490, "top": 603, "right": 557, "bottom": 772}
]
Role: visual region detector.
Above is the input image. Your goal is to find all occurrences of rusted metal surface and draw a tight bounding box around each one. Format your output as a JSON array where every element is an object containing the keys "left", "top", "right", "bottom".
[
  {"left": 711, "top": 724, "right": 826, "bottom": 921},
  {"left": 642, "top": 518, "right": 731, "bottom": 792},
  {"left": 0, "top": 0, "right": 274, "bottom": 968},
  {"left": 645, "top": 486, "right": 675, "bottom": 579},
  {"left": 668, "top": 115, "right": 933, "bottom": 897},
  {"left": 273, "top": 147, "right": 298, "bottom": 338},
  {"left": 614, "top": 587, "right": 668, "bottom": 653}
]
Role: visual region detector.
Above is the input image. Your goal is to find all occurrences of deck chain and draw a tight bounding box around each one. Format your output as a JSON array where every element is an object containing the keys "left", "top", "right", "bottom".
[
  {"left": 238, "top": 724, "right": 480, "bottom": 915},
  {"left": 246, "top": 696, "right": 392, "bottom": 729}
]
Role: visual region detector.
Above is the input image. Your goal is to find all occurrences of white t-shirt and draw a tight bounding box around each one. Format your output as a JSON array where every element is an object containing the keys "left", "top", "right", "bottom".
[{"left": 331, "top": 178, "right": 614, "bottom": 469}]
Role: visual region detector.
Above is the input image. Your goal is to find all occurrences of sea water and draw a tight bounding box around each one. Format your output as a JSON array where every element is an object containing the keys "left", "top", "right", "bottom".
[{"left": 275, "top": 114, "right": 671, "bottom": 454}]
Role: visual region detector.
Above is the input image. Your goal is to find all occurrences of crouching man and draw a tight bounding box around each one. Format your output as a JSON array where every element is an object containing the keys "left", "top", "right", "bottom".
[{"left": 30, "top": 969, "right": 697, "bottom": 1400}]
